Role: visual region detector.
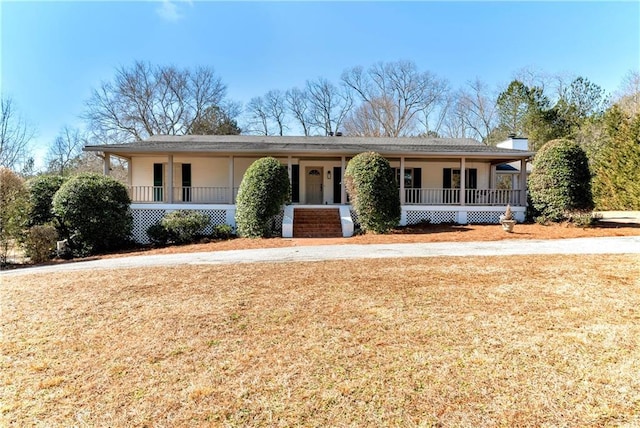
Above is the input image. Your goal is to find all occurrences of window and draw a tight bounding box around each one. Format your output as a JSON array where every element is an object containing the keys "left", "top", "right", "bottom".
[
  {"left": 443, "top": 168, "right": 477, "bottom": 189},
  {"left": 153, "top": 163, "right": 163, "bottom": 202},
  {"left": 393, "top": 168, "right": 422, "bottom": 189},
  {"left": 443, "top": 168, "right": 477, "bottom": 204},
  {"left": 181, "top": 164, "right": 191, "bottom": 202},
  {"left": 496, "top": 174, "right": 513, "bottom": 190}
]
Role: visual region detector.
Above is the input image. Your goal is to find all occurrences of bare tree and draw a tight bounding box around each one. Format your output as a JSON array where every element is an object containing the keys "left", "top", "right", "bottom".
[
  {"left": 614, "top": 70, "right": 640, "bottom": 116},
  {"left": 264, "top": 90, "right": 288, "bottom": 136},
  {"left": 245, "top": 96, "right": 271, "bottom": 135},
  {"left": 285, "top": 87, "right": 313, "bottom": 136},
  {"left": 83, "top": 61, "right": 230, "bottom": 143},
  {"left": 456, "top": 78, "right": 498, "bottom": 144},
  {"left": 306, "top": 78, "right": 352, "bottom": 136},
  {"left": 342, "top": 60, "right": 448, "bottom": 137},
  {"left": 46, "top": 126, "right": 87, "bottom": 175},
  {"left": 343, "top": 97, "right": 392, "bottom": 137},
  {"left": 0, "top": 95, "right": 34, "bottom": 170},
  {"left": 441, "top": 97, "right": 474, "bottom": 139}
]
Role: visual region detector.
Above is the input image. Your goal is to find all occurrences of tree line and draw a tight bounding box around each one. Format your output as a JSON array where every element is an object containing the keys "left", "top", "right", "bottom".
[{"left": 1, "top": 60, "right": 638, "bottom": 209}]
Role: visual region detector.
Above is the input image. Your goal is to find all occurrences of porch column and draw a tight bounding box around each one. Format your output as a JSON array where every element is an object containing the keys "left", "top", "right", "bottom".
[
  {"left": 489, "top": 164, "right": 496, "bottom": 189},
  {"left": 400, "top": 157, "right": 406, "bottom": 204},
  {"left": 167, "top": 155, "right": 174, "bottom": 204},
  {"left": 287, "top": 155, "right": 293, "bottom": 185},
  {"left": 341, "top": 156, "right": 347, "bottom": 204},
  {"left": 519, "top": 157, "right": 527, "bottom": 206},
  {"left": 460, "top": 157, "right": 466, "bottom": 206},
  {"left": 229, "top": 156, "right": 234, "bottom": 204},
  {"left": 127, "top": 158, "right": 133, "bottom": 187},
  {"left": 103, "top": 153, "right": 111, "bottom": 176}
]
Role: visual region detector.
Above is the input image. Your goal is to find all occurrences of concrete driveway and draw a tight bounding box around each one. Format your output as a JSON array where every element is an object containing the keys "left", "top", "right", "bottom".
[{"left": 2, "top": 236, "right": 639, "bottom": 277}]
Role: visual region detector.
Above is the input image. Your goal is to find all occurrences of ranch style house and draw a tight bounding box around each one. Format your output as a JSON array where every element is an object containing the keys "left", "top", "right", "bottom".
[{"left": 84, "top": 135, "right": 533, "bottom": 243}]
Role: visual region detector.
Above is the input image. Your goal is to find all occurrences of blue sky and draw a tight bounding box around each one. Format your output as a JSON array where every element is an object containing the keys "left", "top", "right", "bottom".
[{"left": 1, "top": 1, "right": 639, "bottom": 168}]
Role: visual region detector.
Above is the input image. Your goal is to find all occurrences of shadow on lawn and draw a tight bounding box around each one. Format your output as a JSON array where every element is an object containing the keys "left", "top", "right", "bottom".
[
  {"left": 392, "top": 223, "right": 478, "bottom": 235},
  {"left": 594, "top": 221, "right": 640, "bottom": 229}
]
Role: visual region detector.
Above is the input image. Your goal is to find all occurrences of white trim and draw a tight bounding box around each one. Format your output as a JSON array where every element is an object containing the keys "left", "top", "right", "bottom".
[
  {"left": 167, "top": 155, "right": 174, "bottom": 203},
  {"left": 282, "top": 205, "right": 294, "bottom": 238}
]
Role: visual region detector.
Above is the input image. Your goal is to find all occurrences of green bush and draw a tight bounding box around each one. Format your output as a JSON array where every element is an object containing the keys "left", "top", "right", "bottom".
[
  {"left": 528, "top": 139, "right": 594, "bottom": 223},
  {"left": 52, "top": 173, "right": 132, "bottom": 256},
  {"left": 235, "top": 157, "right": 291, "bottom": 238},
  {"left": 146, "top": 223, "right": 170, "bottom": 246},
  {"left": 0, "top": 168, "right": 29, "bottom": 265},
  {"left": 161, "top": 210, "right": 210, "bottom": 244},
  {"left": 26, "top": 175, "right": 67, "bottom": 227},
  {"left": 212, "top": 224, "right": 234, "bottom": 240},
  {"left": 344, "top": 152, "right": 400, "bottom": 234},
  {"left": 24, "top": 225, "right": 58, "bottom": 263}
]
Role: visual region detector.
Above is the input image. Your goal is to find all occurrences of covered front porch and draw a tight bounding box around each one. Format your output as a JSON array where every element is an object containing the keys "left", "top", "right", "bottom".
[{"left": 112, "top": 154, "right": 528, "bottom": 208}]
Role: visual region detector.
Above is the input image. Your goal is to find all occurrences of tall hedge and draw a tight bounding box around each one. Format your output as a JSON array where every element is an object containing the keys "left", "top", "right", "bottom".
[
  {"left": 235, "top": 157, "right": 291, "bottom": 238},
  {"left": 345, "top": 152, "right": 400, "bottom": 233},
  {"left": 27, "top": 174, "right": 67, "bottom": 226},
  {"left": 52, "top": 173, "right": 132, "bottom": 255},
  {"left": 528, "top": 139, "right": 594, "bottom": 222}
]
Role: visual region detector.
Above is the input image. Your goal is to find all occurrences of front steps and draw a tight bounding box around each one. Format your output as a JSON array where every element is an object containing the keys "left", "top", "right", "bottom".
[{"left": 293, "top": 208, "right": 343, "bottom": 238}]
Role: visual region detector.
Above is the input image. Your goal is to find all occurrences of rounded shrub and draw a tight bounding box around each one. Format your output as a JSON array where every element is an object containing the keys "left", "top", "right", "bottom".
[
  {"left": 235, "top": 157, "right": 291, "bottom": 238},
  {"left": 528, "top": 139, "right": 594, "bottom": 223},
  {"left": 345, "top": 152, "right": 400, "bottom": 234},
  {"left": 161, "top": 210, "right": 210, "bottom": 244},
  {"left": 27, "top": 174, "right": 67, "bottom": 226},
  {"left": 52, "top": 173, "right": 132, "bottom": 255}
]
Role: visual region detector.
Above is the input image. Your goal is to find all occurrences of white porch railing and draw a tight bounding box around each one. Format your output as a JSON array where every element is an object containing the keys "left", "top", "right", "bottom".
[
  {"left": 129, "top": 186, "right": 166, "bottom": 203},
  {"left": 128, "top": 186, "right": 239, "bottom": 204},
  {"left": 465, "top": 189, "right": 521, "bottom": 206},
  {"left": 173, "top": 187, "right": 230, "bottom": 203},
  {"left": 405, "top": 188, "right": 522, "bottom": 206}
]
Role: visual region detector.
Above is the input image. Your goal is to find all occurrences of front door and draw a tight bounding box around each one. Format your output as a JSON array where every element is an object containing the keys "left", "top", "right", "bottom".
[{"left": 305, "top": 167, "right": 323, "bottom": 204}]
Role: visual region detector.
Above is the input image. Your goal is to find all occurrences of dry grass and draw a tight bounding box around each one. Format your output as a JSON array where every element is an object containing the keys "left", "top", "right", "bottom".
[{"left": 2, "top": 254, "right": 640, "bottom": 426}]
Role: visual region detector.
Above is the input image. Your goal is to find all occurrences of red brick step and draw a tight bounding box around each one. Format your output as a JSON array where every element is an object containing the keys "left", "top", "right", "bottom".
[{"left": 293, "top": 208, "right": 343, "bottom": 238}]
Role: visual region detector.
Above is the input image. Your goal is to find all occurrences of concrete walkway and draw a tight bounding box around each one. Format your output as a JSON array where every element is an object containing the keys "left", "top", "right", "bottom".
[{"left": 2, "top": 236, "right": 639, "bottom": 277}]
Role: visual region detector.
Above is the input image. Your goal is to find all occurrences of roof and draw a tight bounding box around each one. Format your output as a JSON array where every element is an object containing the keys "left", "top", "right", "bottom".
[
  {"left": 84, "top": 135, "right": 534, "bottom": 158},
  {"left": 496, "top": 164, "right": 519, "bottom": 172}
]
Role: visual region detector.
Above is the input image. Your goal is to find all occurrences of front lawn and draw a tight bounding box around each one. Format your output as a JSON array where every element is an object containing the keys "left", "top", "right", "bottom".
[{"left": 2, "top": 255, "right": 639, "bottom": 426}]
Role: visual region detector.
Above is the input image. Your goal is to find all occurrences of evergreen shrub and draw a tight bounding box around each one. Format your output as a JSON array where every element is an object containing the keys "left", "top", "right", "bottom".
[
  {"left": 161, "top": 210, "right": 209, "bottom": 244},
  {"left": 235, "top": 157, "right": 291, "bottom": 238},
  {"left": 344, "top": 152, "right": 400, "bottom": 234},
  {"left": 528, "top": 139, "right": 594, "bottom": 223},
  {"left": 27, "top": 175, "right": 67, "bottom": 227},
  {"left": 52, "top": 173, "right": 132, "bottom": 256}
]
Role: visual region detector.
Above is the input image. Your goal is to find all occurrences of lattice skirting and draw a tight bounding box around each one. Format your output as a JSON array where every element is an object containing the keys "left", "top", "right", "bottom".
[
  {"left": 349, "top": 209, "right": 360, "bottom": 228},
  {"left": 467, "top": 211, "right": 503, "bottom": 224},
  {"left": 406, "top": 210, "right": 457, "bottom": 225},
  {"left": 271, "top": 210, "right": 284, "bottom": 236},
  {"left": 131, "top": 208, "right": 231, "bottom": 244}
]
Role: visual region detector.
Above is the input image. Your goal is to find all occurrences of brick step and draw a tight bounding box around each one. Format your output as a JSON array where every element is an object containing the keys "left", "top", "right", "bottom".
[
  {"left": 293, "top": 231, "right": 343, "bottom": 238},
  {"left": 294, "top": 228, "right": 342, "bottom": 233},
  {"left": 293, "top": 208, "right": 342, "bottom": 238},
  {"left": 294, "top": 219, "right": 341, "bottom": 224}
]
